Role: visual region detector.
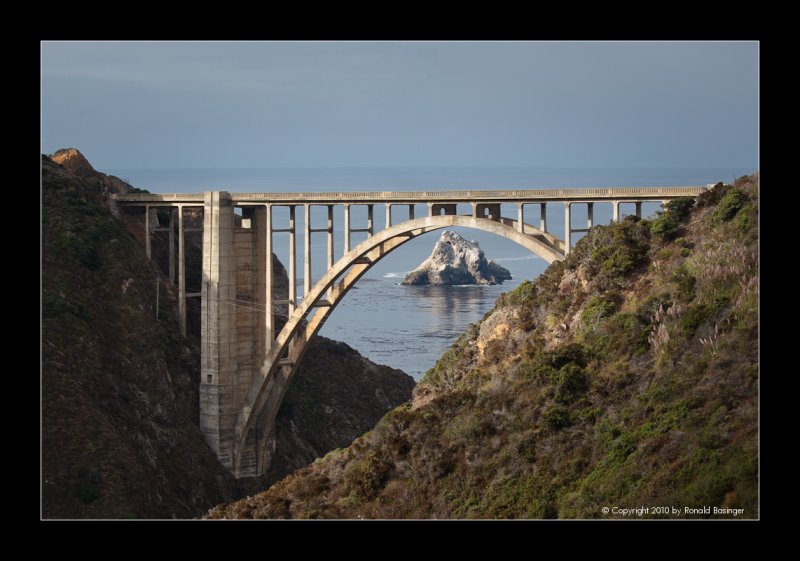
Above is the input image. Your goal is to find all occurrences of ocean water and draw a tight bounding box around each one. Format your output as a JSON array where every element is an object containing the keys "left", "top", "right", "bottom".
[{"left": 109, "top": 167, "right": 752, "bottom": 379}]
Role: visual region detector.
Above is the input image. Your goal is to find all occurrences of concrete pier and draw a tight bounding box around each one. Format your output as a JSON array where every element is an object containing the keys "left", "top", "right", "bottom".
[
  {"left": 288, "top": 206, "right": 296, "bottom": 314},
  {"left": 304, "top": 204, "right": 311, "bottom": 298},
  {"left": 178, "top": 205, "right": 186, "bottom": 336},
  {"left": 199, "top": 191, "right": 236, "bottom": 469},
  {"left": 168, "top": 208, "right": 175, "bottom": 284},
  {"left": 540, "top": 203, "right": 547, "bottom": 232},
  {"left": 343, "top": 204, "right": 351, "bottom": 254},
  {"left": 265, "top": 204, "right": 273, "bottom": 349}
]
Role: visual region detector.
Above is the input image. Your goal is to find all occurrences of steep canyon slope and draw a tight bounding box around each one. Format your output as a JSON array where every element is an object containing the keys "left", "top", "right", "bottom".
[
  {"left": 41, "top": 153, "right": 414, "bottom": 518},
  {"left": 209, "top": 175, "right": 759, "bottom": 519}
]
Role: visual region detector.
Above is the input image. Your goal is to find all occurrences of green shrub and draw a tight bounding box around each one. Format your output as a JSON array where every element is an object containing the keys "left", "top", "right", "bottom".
[
  {"left": 585, "top": 221, "right": 650, "bottom": 286},
  {"left": 519, "top": 359, "right": 557, "bottom": 382},
  {"left": 713, "top": 188, "right": 749, "bottom": 222},
  {"left": 553, "top": 364, "right": 588, "bottom": 403},
  {"left": 346, "top": 451, "right": 392, "bottom": 499},
  {"left": 650, "top": 214, "right": 681, "bottom": 240},
  {"left": 548, "top": 343, "right": 588, "bottom": 369},
  {"left": 656, "top": 247, "right": 673, "bottom": 261},
  {"left": 708, "top": 294, "right": 730, "bottom": 315},
  {"left": 697, "top": 182, "right": 728, "bottom": 207},
  {"left": 504, "top": 280, "right": 536, "bottom": 307},
  {"left": 670, "top": 265, "right": 696, "bottom": 301},
  {"left": 608, "top": 433, "right": 637, "bottom": 462},
  {"left": 664, "top": 197, "right": 696, "bottom": 221},
  {"left": 733, "top": 209, "right": 752, "bottom": 234},
  {"left": 650, "top": 197, "right": 695, "bottom": 241},
  {"left": 544, "top": 406, "right": 573, "bottom": 429},
  {"left": 587, "top": 313, "right": 650, "bottom": 358},
  {"left": 681, "top": 304, "right": 711, "bottom": 335},
  {"left": 582, "top": 296, "right": 616, "bottom": 328}
]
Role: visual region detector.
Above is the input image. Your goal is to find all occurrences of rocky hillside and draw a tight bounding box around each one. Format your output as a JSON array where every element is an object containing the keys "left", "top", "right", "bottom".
[
  {"left": 42, "top": 152, "right": 414, "bottom": 518},
  {"left": 403, "top": 230, "right": 511, "bottom": 285},
  {"left": 208, "top": 175, "right": 758, "bottom": 519},
  {"left": 50, "top": 148, "right": 142, "bottom": 196}
]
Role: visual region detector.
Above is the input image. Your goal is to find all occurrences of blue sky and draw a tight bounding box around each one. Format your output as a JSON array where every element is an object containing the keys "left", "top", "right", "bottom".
[{"left": 41, "top": 41, "right": 758, "bottom": 170}]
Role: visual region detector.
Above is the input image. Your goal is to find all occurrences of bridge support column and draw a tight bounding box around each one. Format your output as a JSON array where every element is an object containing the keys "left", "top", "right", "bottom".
[
  {"left": 200, "top": 191, "right": 236, "bottom": 471},
  {"left": 367, "top": 204, "right": 374, "bottom": 236},
  {"left": 472, "top": 202, "right": 478, "bottom": 218},
  {"left": 540, "top": 203, "right": 547, "bottom": 233},
  {"left": 635, "top": 201, "right": 642, "bottom": 218},
  {"left": 178, "top": 205, "right": 186, "bottom": 336},
  {"left": 145, "top": 204, "right": 151, "bottom": 258},
  {"left": 264, "top": 205, "right": 275, "bottom": 348},
  {"left": 289, "top": 206, "right": 297, "bottom": 314},
  {"left": 564, "top": 202, "right": 572, "bottom": 256},
  {"left": 408, "top": 204, "right": 415, "bottom": 220},
  {"left": 344, "top": 204, "right": 351, "bottom": 254},
  {"left": 587, "top": 202, "right": 594, "bottom": 229},
  {"left": 517, "top": 203, "right": 524, "bottom": 233},
  {"left": 168, "top": 208, "right": 175, "bottom": 284},
  {"left": 327, "top": 205, "right": 334, "bottom": 270},
  {"left": 613, "top": 201, "right": 620, "bottom": 222},
  {"left": 265, "top": 205, "right": 274, "bottom": 349},
  {"left": 304, "top": 204, "right": 312, "bottom": 298},
  {"left": 385, "top": 203, "right": 392, "bottom": 228}
]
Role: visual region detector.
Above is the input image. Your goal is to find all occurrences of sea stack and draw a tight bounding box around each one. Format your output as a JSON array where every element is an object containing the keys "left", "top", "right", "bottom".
[{"left": 402, "top": 230, "right": 511, "bottom": 286}]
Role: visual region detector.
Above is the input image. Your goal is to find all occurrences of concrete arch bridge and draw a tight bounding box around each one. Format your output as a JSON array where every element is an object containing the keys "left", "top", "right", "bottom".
[{"left": 114, "top": 186, "right": 706, "bottom": 477}]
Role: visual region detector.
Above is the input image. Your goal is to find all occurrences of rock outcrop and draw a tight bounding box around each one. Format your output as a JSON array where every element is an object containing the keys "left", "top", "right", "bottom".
[
  {"left": 402, "top": 230, "right": 511, "bottom": 286},
  {"left": 51, "top": 148, "right": 139, "bottom": 196}
]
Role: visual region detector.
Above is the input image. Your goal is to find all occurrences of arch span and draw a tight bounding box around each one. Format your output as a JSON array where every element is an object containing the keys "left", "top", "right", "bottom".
[{"left": 232, "top": 214, "right": 565, "bottom": 476}]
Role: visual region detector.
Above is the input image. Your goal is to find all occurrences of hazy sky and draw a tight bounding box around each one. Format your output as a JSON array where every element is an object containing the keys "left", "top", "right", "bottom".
[{"left": 41, "top": 41, "right": 758, "bottom": 170}]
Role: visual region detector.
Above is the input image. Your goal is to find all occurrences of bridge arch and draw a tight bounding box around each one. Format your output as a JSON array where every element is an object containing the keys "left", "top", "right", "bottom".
[{"left": 232, "top": 214, "right": 565, "bottom": 476}]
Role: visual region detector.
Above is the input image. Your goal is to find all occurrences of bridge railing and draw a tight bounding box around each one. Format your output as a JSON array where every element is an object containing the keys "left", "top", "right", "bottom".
[{"left": 113, "top": 186, "right": 706, "bottom": 203}]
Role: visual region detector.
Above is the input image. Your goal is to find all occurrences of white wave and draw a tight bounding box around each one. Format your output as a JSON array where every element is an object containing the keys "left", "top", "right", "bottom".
[
  {"left": 492, "top": 255, "right": 542, "bottom": 262},
  {"left": 383, "top": 271, "right": 411, "bottom": 278}
]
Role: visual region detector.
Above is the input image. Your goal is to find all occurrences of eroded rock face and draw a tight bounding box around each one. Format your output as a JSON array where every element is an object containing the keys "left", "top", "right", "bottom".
[
  {"left": 402, "top": 230, "right": 511, "bottom": 286},
  {"left": 51, "top": 147, "right": 135, "bottom": 195},
  {"left": 51, "top": 148, "right": 95, "bottom": 175}
]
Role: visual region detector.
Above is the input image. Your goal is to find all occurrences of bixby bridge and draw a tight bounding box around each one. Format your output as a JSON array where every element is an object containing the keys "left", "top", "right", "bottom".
[{"left": 113, "top": 186, "right": 706, "bottom": 478}]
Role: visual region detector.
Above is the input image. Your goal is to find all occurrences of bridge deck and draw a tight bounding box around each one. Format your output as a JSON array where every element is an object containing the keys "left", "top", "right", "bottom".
[{"left": 112, "top": 186, "right": 706, "bottom": 206}]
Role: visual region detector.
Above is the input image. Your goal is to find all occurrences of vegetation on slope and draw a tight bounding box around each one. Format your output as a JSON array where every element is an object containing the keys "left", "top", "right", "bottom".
[{"left": 208, "top": 174, "right": 759, "bottom": 519}]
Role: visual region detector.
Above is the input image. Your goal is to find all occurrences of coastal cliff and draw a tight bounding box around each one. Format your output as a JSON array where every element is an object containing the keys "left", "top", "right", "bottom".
[{"left": 403, "top": 230, "right": 511, "bottom": 286}]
